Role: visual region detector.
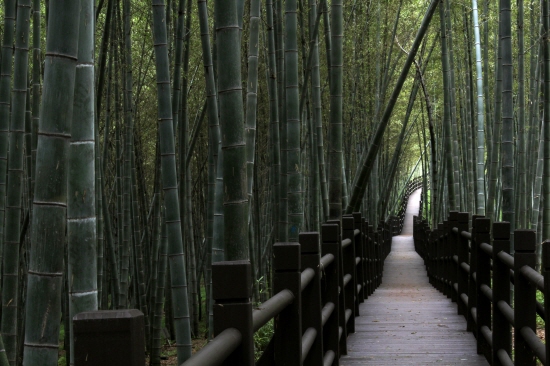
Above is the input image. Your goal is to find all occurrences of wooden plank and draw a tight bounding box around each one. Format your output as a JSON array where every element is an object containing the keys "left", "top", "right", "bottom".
[{"left": 340, "top": 189, "right": 488, "bottom": 365}]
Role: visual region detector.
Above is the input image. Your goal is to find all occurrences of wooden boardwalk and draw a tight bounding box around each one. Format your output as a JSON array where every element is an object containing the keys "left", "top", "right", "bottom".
[{"left": 340, "top": 189, "right": 488, "bottom": 365}]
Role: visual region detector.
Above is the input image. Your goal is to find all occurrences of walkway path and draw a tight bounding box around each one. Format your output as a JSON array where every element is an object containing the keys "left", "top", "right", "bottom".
[{"left": 340, "top": 189, "right": 488, "bottom": 365}]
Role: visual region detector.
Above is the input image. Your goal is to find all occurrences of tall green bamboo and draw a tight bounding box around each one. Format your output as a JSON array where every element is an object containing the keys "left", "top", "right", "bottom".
[
  {"left": 543, "top": 0, "right": 550, "bottom": 240},
  {"left": 245, "top": 0, "right": 261, "bottom": 296},
  {"left": 0, "top": 0, "right": 16, "bottom": 292},
  {"left": 246, "top": 0, "right": 261, "bottom": 203},
  {"left": 532, "top": 123, "right": 544, "bottom": 243},
  {"left": 67, "top": 0, "right": 97, "bottom": 363},
  {"left": 151, "top": 0, "right": 192, "bottom": 361},
  {"left": 444, "top": 0, "right": 461, "bottom": 210},
  {"left": 472, "top": 0, "right": 486, "bottom": 215},
  {"left": 276, "top": 0, "right": 288, "bottom": 242},
  {"left": 172, "top": 0, "right": 186, "bottom": 134},
  {"left": 265, "top": 0, "right": 280, "bottom": 243},
  {"left": 328, "top": 0, "right": 343, "bottom": 220},
  {"left": 439, "top": 1, "right": 456, "bottom": 212},
  {"left": 309, "top": 0, "right": 323, "bottom": 227},
  {"left": 177, "top": 0, "right": 198, "bottom": 336},
  {"left": 500, "top": 0, "right": 514, "bottom": 235},
  {"left": 31, "top": 0, "right": 41, "bottom": 206},
  {"left": 2, "top": 1, "right": 31, "bottom": 363},
  {"left": 285, "top": 0, "right": 303, "bottom": 238},
  {"left": 22, "top": 1, "right": 80, "bottom": 364},
  {"left": 215, "top": 0, "right": 248, "bottom": 260},
  {"left": 517, "top": 0, "right": 526, "bottom": 228},
  {"left": 151, "top": 209, "right": 167, "bottom": 366},
  {"left": 346, "top": 0, "right": 439, "bottom": 214},
  {"left": 486, "top": 12, "right": 503, "bottom": 222},
  {"left": 197, "top": 0, "right": 220, "bottom": 337}
]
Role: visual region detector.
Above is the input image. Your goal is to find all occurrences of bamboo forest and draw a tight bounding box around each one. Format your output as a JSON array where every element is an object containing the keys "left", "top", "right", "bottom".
[{"left": 0, "top": 0, "right": 548, "bottom": 364}]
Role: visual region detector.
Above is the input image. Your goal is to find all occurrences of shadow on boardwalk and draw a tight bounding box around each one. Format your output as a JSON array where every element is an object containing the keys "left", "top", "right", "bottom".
[{"left": 340, "top": 189, "right": 488, "bottom": 365}]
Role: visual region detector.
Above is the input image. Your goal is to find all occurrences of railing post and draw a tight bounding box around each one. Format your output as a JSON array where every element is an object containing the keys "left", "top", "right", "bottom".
[
  {"left": 321, "top": 223, "right": 344, "bottom": 361},
  {"left": 273, "top": 243, "right": 302, "bottom": 365},
  {"left": 514, "top": 229, "right": 537, "bottom": 366},
  {"left": 449, "top": 212, "right": 458, "bottom": 303},
  {"left": 443, "top": 219, "right": 450, "bottom": 298},
  {"left": 467, "top": 215, "right": 482, "bottom": 333},
  {"left": 372, "top": 224, "right": 381, "bottom": 288},
  {"left": 342, "top": 216, "right": 356, "bottom": 334},
  {"left": 367, "top": 224, "right": 376, "bottom": 294},
  {"left": 73, "top": 309, "right": 145, "bottom": 366},
  {"left": 456, "top": 212, "right": 469, "bottom": 317},
  {"left": 364, "top": 219, "right": 372, "bottom": 298},
  {"left": 353, "top": 212, "right": 365, "bottom": 303},
  {"left": 385, "top": 220, "right": 391, "bottom": 258},
  {"left": 474, "top": 218, "right": 491, "bottom": 359},
  {"left": 543, "top": 241, "right": 550, "bottom": 364},
  {"left": 492, "top": 222, "right": 511, "bottom": 366},
  {"left": 436, "top": 223, "right": 444, "bottom": 293},
  {"left": 427, "top": 225, "right": 434, "bottom": 286},
  {"left": 299, "top": 232, "right": 323, "bottom": 366},
  {"left": 212, "top": 260, "right": 254, "bottom": 366}
]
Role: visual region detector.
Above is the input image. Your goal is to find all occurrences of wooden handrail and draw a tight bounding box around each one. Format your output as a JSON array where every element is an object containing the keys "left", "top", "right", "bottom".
[
  {"left": 180, "top": 210, "right": 394, "bottom": 365},
  {"left": 413, "top": 213, "right": 550, "bottom": 366}
]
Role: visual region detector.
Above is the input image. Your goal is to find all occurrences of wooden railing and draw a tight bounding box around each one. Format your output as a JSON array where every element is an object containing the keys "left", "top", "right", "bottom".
[
  {"left": 393, "top": 175, "right": 424, "bottom": 235},
  {"left": 182, "top": 213, "right": 393, "bottom": 366},
  {"left": 414, "top": 212, "right": 550, "bottom": 366}
]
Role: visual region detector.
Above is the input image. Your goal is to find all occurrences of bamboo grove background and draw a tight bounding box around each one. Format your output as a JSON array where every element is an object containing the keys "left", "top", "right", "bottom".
[{"left": 0, "top": 0, "right": 548, "bottom": 365}]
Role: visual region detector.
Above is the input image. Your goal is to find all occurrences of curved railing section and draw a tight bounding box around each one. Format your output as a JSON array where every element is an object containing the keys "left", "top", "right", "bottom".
[
  {"left": 392, "top": 175, "right": 424, "bottom": 235},
  {"left": 183, "top": 213, "right": 392, "bottom": 366},
  {"left": 414, "top": 212, "right": 549, "bottom": 365}
]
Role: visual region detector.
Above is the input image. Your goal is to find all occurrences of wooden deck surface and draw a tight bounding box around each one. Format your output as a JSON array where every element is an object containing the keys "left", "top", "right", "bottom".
[{"left": 340, "top": 189, "right": 488, "bottom": 365}]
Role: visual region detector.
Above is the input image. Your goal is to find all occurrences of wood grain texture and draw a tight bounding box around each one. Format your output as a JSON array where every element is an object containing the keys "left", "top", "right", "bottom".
[{"left": 340, "top": 190, "right": 488, "bottom": 365}]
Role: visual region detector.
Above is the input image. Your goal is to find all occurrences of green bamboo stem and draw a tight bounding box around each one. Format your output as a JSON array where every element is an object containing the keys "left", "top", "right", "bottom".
[
  {"left": 543, "top": 0, "right": 550, "bottom": 240},
  {"left": 276, "top": 0, "right": 288, "bottom": 242},
  {"left": 215, "top": 0, "right": 248, "bottom": 260},
  {"left": 328, "top": 0, "right": 344, "bottom": 220},
  {"left": 500, "top": 0, "right": 514, "bottom": 235},
  {"left": 151, "top": 0, "right": 192, "bottom": 361},
  {"left": 23, "top": 1, "right": 80, "bottom": 364},
  {"left": 265, "top": 0, "right": 281, "bottom": 244},
  {"left": 67, "top": 0, "right": 97, "bottom": 362},
  {"left": 172, "top": 0, "right": 186, "bottom": 134},
  {"left": 0, "top": 0, "right": 16, "bottom": 292},
  {"left": 197, "top": 0, "right": 220, "bottom": 337},
  {"left": 150, "top": 209, "right": 168, "bottom": 366},
  {"left": 486, "top": 17, "right": 503, "bottom": 221},
  {"left": 309, "top": 0, "right": 328, "bottom": 223},
  {"left": 2, "top": 1, "right": 31, "bottom": 363},
  {"left": 471, "top": 0, "right": 486, "bottom": 216},
  {"left": 517, "top": 0, "right": 526, "bottom": 228},
  {"left": 285, "top": 0, "right": 303, "bottom": 238}
]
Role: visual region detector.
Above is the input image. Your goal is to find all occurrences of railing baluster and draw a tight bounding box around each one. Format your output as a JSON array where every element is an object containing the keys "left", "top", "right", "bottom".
[
  {"left": 443, "top": 219, "right": 451, "bottom": 298},
  {"left": 273, "top": 243, "right": 302, "bottom": 365},
  {"left": 212, "top": 260, "right": 254, "bottom": 365},
  {"left": 475, "top": 218, "right": 491, "bottom": 359},
  {"left": 437, "top": 223, "right": 444, "bottom": 294},
  {"left": 321, "top": 224, "right": 342, "bottom": 364},
  {"left": 342, "top": 216, "right": 357, "bottom": 333},
  {"left": 449, "top": 212, "right": 458, "bottom": 304},
  {"left": 457, "top": 212, "right": 469, "bottom": 317},
  {"left": 353, "top": 212, "right": 365, "bottom": 305},
  {"left": 300, "top": 232, "right": 323, "bottom": 366},
  {"left": 467, "top": 215, "right": 482, "bottom": 333},
  {"left": 514, "top": 229, "right": 537, "bottom": 366},
  {"left": 492, "top": 222, "right": 511, "bottom": 366}
]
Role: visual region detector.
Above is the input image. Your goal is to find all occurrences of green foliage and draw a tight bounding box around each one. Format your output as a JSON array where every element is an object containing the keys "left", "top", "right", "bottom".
[{"left": 254, "top": 319, "right": 274, "bottom": 361}]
